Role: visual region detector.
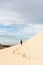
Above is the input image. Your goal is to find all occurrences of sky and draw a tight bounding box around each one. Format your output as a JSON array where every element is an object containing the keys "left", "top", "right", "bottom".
[{"left": 0, "top": 0, "right": 43, "bottom": 44}]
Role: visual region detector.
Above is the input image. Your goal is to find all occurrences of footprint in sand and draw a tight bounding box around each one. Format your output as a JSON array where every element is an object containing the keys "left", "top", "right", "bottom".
[
  {"left": 13, "top": 50, "right": 32, "bottom": 60},
  {"left": 22, "top": 53, "right": 32, "bottom": 60},
  {"left": 22, "top": 53, "right": 28, "bottom": 59},
  {"left": 13, "top": 48, "right": 19, "bottom": 53}
]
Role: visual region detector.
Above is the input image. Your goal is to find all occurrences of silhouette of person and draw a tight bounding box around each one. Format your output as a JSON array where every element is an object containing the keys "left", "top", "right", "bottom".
[{"left": 20, "top": 39, "right": 22, "bottom": 45}]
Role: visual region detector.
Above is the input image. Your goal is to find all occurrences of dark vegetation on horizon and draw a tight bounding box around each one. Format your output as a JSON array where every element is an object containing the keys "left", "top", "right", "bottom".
[{"left": 0, "top": 44, "right": 14, "bottom": 49}]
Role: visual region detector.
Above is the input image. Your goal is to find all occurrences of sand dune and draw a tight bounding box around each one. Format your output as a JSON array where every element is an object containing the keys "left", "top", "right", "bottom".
[{"left": 0, "top": 32, "right": 43, "bottom": 65}]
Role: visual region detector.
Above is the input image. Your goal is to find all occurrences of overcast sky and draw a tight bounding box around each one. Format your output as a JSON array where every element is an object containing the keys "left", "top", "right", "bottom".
[{"left": 0, "top": 0, "right": 43, "bottom": 44}]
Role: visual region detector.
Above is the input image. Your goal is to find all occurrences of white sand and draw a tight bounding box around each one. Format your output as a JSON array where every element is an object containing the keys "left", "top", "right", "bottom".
[{"left": 0, "top": 32, "right": 43, "bottom": 65}]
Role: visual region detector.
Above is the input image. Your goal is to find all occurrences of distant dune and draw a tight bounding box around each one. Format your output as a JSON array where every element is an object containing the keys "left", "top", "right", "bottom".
[{"left": 0, "top": 32, "right": 43, "bottom": 65}]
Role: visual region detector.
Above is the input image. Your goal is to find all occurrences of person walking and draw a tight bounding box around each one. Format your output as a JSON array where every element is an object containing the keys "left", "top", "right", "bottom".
[{"left": 20, "top": 39, "right": 22, "bottom": 45}]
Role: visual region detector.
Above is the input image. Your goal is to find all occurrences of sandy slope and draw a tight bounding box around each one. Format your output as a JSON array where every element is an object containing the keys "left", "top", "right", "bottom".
[{"left": 0, "top": 32, "right": 43, "bottom": 65}]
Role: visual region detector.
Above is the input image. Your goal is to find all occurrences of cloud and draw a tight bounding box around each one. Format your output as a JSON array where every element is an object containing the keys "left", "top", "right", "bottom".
[
  {"left": 0, "top": 0, "right": 43, "bottom": 43},
  {"left": 0, "top": 24, "right": 43, "bottom": 36},
  {"left": 0, "top": 0, "right": 43, "bottom": 26},
  {"left": 17, "top": 24, "right": 43, "bottom": 35},
  {"left": 0, "top": 24, "right": 43, "bottom": 43},
  {"left": 0, "top": 11, "right": 25, "bottom": 26}
]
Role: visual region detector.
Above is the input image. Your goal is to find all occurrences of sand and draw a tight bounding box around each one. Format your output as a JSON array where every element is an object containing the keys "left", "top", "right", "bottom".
[{"left": 0, "top": 32, "right": 43, "bottom": 65}]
